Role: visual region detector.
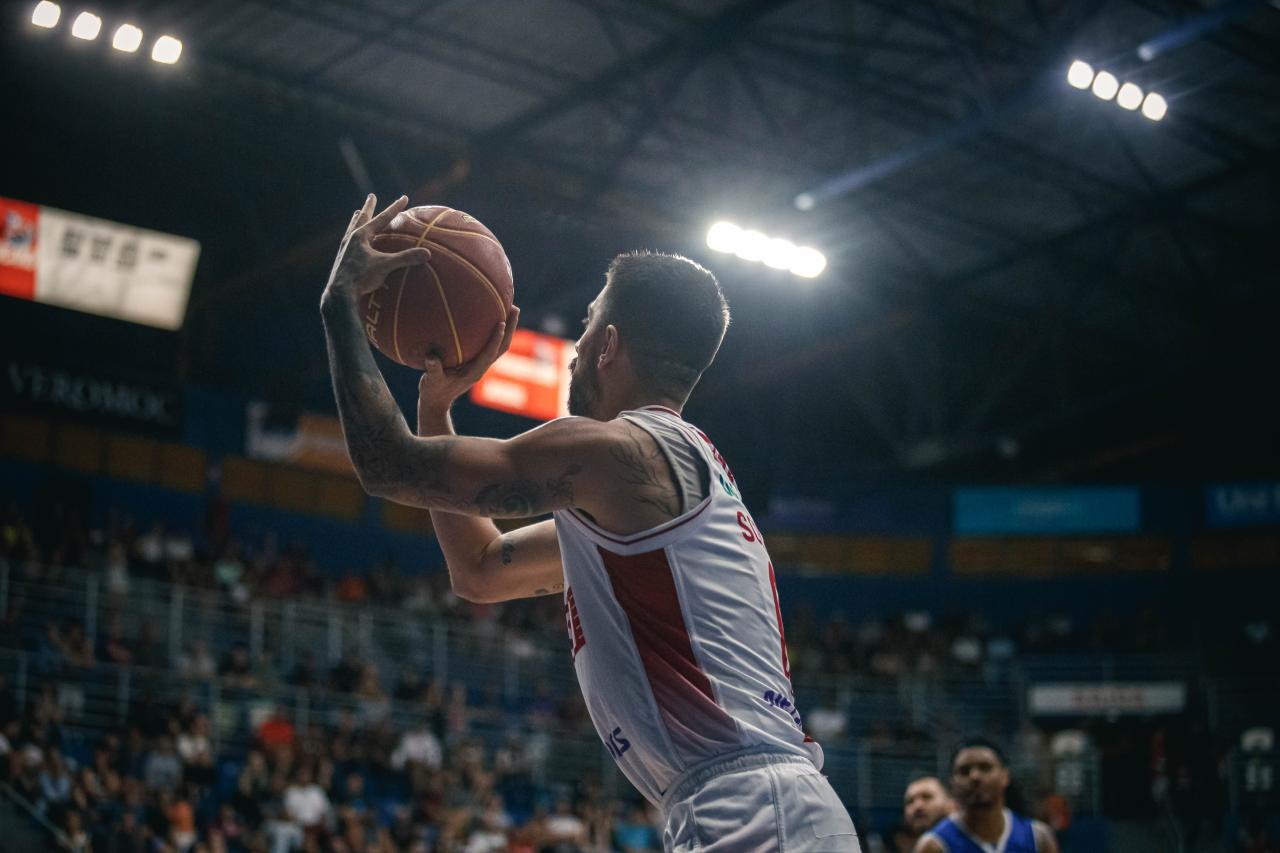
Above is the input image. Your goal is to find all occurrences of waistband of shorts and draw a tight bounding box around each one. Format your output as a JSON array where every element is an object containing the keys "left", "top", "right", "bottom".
[{"left": 661, "top": 747, "right": 816, "bottom": 810}]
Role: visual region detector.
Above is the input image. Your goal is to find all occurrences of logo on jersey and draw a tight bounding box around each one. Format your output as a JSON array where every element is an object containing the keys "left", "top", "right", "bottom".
[
  {"left": 605, "top": 726, "right": 631, "bottom": 759},
  {"left": 564, "top": 586, "right": 586, "bottom": 660}
]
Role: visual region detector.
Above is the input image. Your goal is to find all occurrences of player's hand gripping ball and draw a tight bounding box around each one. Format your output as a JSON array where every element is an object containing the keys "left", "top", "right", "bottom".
[{"left": 359, "top": 204, "right": 514, "bottom": 369}]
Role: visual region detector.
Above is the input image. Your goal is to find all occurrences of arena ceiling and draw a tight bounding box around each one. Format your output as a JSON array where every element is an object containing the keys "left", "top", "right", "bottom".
[{"left": 5, "top": 0, "right": 1279, "bottom": 493}]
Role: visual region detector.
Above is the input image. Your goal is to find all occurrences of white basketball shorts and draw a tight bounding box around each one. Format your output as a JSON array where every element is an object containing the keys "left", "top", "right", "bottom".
[{"left": 661, "top": 750, "right": 861, "bottom": 852}]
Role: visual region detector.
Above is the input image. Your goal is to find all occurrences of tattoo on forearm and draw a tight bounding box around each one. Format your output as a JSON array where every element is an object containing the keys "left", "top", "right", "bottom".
[
  {"left": 609, "top": 430, "right": 680, "bottom": 517},
  {"left": 500, "top": 539, "right": 515, "bottom": 565},
  {"left": 473, "top": 465, "right": 582, "bottom": 517},
  {"left": 533, "top": 583, "right": 564, "bottom": 596},
  {"left": 324, "top": 296, "right": 456, "bottom": 502}
]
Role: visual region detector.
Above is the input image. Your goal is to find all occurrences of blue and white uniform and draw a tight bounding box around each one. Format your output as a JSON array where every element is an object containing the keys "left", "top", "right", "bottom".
[{"left": 924, "top": 810, "right": 1039, "bottom": 853}]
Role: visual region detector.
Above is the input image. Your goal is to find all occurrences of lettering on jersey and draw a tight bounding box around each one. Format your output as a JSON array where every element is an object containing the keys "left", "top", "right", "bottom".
[
  {"left": 762, "top": 689, "right": 805, "bottom": 731},
  {"left": 604, "top": 726, "right": 631, "bottom": 760},
  {"left": 564, "top": 586, "right": 586, "bottom": 660},
  {"left": 694, "top": 427, "right": 737, "bottom": 487},
  {"left": 737, "top": 510, "right": 764, "bottom": 545}
]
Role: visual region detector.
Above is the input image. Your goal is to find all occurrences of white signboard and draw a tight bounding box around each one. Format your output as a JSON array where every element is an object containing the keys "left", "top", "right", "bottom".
[
  {"left": 1, "top": 196, "right": 199, "bottom": 330},
  {"left": 1029, "top": 682, "right": 1186, "bottom": 716}
]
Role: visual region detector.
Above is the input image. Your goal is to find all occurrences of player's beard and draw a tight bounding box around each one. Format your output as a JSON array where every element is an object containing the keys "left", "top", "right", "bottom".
[{"left": 567, "top": 358, "right": 601, "bottom": 419}]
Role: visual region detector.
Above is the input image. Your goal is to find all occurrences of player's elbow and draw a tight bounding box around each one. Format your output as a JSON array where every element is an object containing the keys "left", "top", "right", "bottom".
[{"left": 447, "top": 566, "right": 506, "bottom": 604}]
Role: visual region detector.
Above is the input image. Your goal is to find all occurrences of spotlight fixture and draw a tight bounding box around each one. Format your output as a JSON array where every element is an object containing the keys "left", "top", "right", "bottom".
[
  {"left": 70, "top": 10, "right": 102, "bottom": 40},
  {"left": 1090, "top": 70, "right": 1119, "bottom": 101},
  {"left": 705, "top": 221, "right": 827, "bottom": 279},
  {"left": 151, "top": 34, "right": 182, "bottom": 64},
  {"left": 1116, "top": 82, "right": 1143, "bottom": 110},
  {"left": 1140, "top": 92, "right": 1168, "bottom": 121},
  {"left": 31, "top": 1, "right": 60, "bottom": 28},
  {"left": 112, "top": 23, "right": 143, "bottom": 53},
  {"left": 1066, "top": 60, "right": 1094, "bottom": 90}
]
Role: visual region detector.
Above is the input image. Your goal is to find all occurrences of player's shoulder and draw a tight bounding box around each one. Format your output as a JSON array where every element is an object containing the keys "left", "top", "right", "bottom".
[
  {"left": 1029, "top": 819, "right": 1058, "bottom": 853},
  {"left": 913, "top": 831, "right": 948, "bottom": 853}
]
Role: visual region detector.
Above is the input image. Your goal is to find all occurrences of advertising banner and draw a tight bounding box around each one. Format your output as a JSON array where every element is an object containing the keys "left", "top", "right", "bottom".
[
  {"left": 954, "top": 486, "right": 1140, "bottom": 535},
  {"left": 1, "top": 195, "right": 199, "bottom": 330},
  {"left": 2, "top": 358, "right": 184, "bottom": 436},
  {"left": 1206, "top": 483, "right": 1280, "bottom": 528},
  {"left": 1029, "top": 682, "right": 1186, "bottom": 716},
  {"left": 470, "top": 328, "right": 575, "bottom": 421}
]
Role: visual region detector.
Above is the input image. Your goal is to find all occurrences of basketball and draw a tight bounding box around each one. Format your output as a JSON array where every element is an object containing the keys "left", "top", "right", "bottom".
[{"left": 359, "top": 205, "right": 514, "bottom": 369}]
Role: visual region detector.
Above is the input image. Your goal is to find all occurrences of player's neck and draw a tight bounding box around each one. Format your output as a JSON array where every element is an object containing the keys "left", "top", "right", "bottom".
[
  {"left": 603, "top": 393, "right": 684, "bottom": 420},
  {"left": 959, "top": 804, "right": 1006, "bottom": 842}
]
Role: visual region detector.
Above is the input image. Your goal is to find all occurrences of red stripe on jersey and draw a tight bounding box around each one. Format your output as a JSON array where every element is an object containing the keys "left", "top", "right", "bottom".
[{"left": 598, "top": 546, "right": 739, "bottom": 747}]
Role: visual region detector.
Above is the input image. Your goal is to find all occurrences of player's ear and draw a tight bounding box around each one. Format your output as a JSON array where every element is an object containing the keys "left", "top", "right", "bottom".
[{"left": 598, "top": 324, "right": 619, "bottom": 367}]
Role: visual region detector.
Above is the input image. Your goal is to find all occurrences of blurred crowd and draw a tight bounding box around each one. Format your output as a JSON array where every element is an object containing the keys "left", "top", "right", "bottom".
[{"left": 2, "top": 490, "right": 1276, "bottom": 852}]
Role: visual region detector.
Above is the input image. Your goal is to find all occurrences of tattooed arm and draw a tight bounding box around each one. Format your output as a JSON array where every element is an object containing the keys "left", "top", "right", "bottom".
[{"left": 418, "top": 387, "right": 563, "bottom": 604}]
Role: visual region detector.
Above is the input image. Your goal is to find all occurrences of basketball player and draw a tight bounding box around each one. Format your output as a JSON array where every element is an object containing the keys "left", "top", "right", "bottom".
[
  {"left": 901, "top": 776, "right": 955, "bottom": 848},
  {"left": 915, "top": 739, "right": 1057, "bottom": 853},
  {"left": 320, "top": 195, "right": 858, "bottom": 851}
]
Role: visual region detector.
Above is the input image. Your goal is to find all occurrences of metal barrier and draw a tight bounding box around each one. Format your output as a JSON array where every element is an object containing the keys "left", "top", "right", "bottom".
[{"left": 6, "top": 561, "right": 1244, "bottom": 818}]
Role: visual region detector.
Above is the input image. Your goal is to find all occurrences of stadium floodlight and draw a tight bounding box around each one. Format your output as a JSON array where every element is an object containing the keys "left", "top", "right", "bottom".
[
  {"left": 151, "top": 34, "right": 182, "bottom": 64},
  {"left": 794, "top": 192, "right": 816, "bottom": 211},
  {"left": 1066, "top": 60, "right": 1094, "bottom": 90},
  {"left": 706, "top": 221, "right": 742, "bottom": 254},
  {"left": 762, "top": 237, "right": 797, "bottom": 270},
  {"left": 1090, "top": 70, "right": 1119, "bottom": 101},
  {"left": 1141, "top": 92, "right": 1168, "bottom": 121},
  {"left": 112, "top": 23, "right": 143, "bottom": 52},
  {"left": 31, "top": 1, "right": 60, "bottom": 28},
  {"left": 734, "top": 230, "right": 768, "bottom": 263},
  {"left": 70, "top": 10, "right": 101, "bottom": 40},
  {"left": 790, "top": 247, "right": 827, "bottom": 279},
  {"left": 1116, "top": 82, "right": 1143, "bottom": 110}
]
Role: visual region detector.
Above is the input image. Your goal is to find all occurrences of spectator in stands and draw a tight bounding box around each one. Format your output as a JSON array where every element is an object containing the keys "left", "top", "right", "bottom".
[
  {"left": 143, "top": 736, "right": 183, "bottom": 793},
  {"left": 257, "top": 706, "right": 296, "bottom": 755},
  {"left": 391, "top": 722, "right": 443, "bottom": 774},
  {"left": 176, "top": 714, "right": 214, "bottom": 787},
  {"left": 219, "top": 643, "right": 256, "bottom": 689},
  {"left": 104, "top": 540, "right": 131, "bottom": 600},
  {"left": 100, "top": 615, "right": 134, "bottom": 667},
  {"left": 355, "top": 663, "right": 391, "bottom": 726},
  {"left": 37, "top": 747, "right": 73, "bottom": 817},
  {"left": 173, "top": 640, "right": 214, "bottom": 681},
  {"left": 283, "top": 764, "right": 331, "bottom": 833}
]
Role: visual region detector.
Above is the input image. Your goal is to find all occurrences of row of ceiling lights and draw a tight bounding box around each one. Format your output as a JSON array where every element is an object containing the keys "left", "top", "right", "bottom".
[
  {"left": 705, "top": 222, "right": 828, "bottom": 279},
  {"left": 1066, "top": 60, "right": 1167, "bottom": 121},
  {"left": 30, "top": 2, "right": 183, "bottom": 64}
]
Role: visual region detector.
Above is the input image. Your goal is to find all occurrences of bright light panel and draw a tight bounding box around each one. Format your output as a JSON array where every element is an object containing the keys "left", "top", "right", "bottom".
[
  {"left": 151, "top": 34, "right": 182, "bottom": 64},
  {"left": 1116, "top": 82, "right": 1143, "bottom": 110},
  {"left": 762, "top": 238, "right": 797, "bottom": 270},
  {"left": 1066, "top": 60, "right": 1094, "bottom": 90},
  {"left": 71, "top": 10, "right": 101, "bottom": 40},
  {"left": 706, "top": 221, "right": 741, "bottom": 254},
  {"left": 1091, "top": 70, "right": 1119, "bottom": 101},
  {"left": 31, "top": 1, "right": 60, "bottom": 28},
  {"left": 790, "top": 247, "right": 827, "bottom": 279},
  {"left": 1141, "top": 92, "right": 1167, "bottom": 121},
  {"left": 734, "top": 229, "right": 768, "bottom": 262},
  {"left": 112, "top": 23, "right": 143, "bottom": 52}
]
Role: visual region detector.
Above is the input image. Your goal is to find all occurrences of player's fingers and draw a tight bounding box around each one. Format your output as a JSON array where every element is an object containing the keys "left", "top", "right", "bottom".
[
  {"left": 375, "top": 247, "right": 432, "bottom": 270},
  {"left": 354, "top": 193, "right": 376, "bottom": 227},
  {"left": 498, "top": 306, "right": 520, "bottom": 355},
  {"left": 362, "top": 195, "right": 409, "bottom": 234}
]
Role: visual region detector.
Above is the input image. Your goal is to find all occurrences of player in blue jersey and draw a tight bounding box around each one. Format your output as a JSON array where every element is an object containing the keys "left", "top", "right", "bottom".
[{"left": 915, "top": 739, "right": 1058, "bottom": 853}]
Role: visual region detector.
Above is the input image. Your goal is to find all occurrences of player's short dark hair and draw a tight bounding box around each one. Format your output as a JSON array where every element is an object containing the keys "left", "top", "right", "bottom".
[
  {"left": 950, "top": 737, "right": 1008, "bottom": 769},
  {"left": 600, "top": 251, "right": 730, "bottom": 400}
]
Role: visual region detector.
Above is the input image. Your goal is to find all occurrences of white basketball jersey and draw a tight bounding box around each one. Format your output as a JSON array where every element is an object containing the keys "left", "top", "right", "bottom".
[{"left": 552, "top": 405, "right": 821, "bottom": 807}]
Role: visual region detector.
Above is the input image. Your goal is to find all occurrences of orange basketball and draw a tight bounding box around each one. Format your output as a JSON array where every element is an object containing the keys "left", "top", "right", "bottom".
[{"left": 359, "top": 205, "right": 513, "bottom": 369}]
